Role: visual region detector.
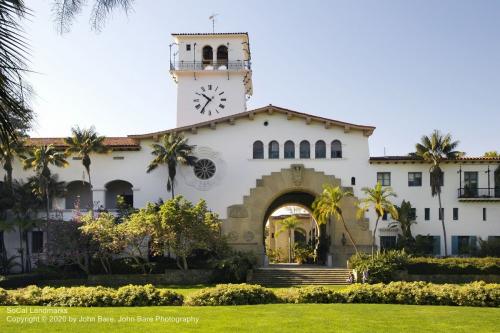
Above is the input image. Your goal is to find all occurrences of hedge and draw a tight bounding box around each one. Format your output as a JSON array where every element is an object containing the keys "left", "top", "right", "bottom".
[
  {"left": 407, "top": 257, "right": 500, "bottom": 275},
  {"left": 185, "top": 283, "right": 278, "bottom": 306},
  {"left": 1, "top": 284, "right": 183, "bottom": 307},
  {"left": 1, "top": 282, "right": 498, "bottom": 307},
  {"left": 278, "top": 282, "right": 499, "bottom": 307},
  {"left": 350, "top": 251, "right": 500, "bottom": 283}
]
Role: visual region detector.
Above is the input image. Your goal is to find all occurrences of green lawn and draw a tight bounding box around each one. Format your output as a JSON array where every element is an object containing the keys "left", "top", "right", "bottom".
[
  {"left": 156, "top": 284, "right": 347, "bottom": 296},
  {"left": 1, "top": 304, "right": 498, "bottom": 333}
]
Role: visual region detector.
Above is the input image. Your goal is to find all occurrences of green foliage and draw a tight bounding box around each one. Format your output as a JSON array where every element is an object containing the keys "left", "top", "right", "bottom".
[
  {"left": 211, "top": 251, "right": 257, "bottom": 283},
  {"left": 152, "top": 196, "right": 223, "bottom": 270},
  {"left": 185, "top": 284, "right": 277, "bottom": 306},
  {"left": 279, "top": 282, "right": 499, "bottom": 307},
  {"left": 115, "top": 284, "right": 183, "bottom": 306},
  {"left": 478, "top": 237, "right": 500, "bottom": 257},
  {"left": 293, "top": 243, "right": 314, "bottom": 264},
  {"left": 313, "top": 184, "right": 358, "bottom": 253},
  {"left": 390, "top": 200, "right": 416, "bottom": 251},
  {"left": 147, "top": 133, "right": 197, "bottom": 198},
  {"left": 2, "top": 284, "right": 183, "bottom": 307},
  {"left": 406, "top": 257, "right": 500, "bottom": 275},
  {"left": 349, "top": 250, "right": 410, "bottom": 283}
]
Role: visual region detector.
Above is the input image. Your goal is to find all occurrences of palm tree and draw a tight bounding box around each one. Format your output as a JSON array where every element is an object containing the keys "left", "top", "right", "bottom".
[
  {"left": 22, "top": 144, "right": 68, "bottom": 224},
  {"left": 0, "top": 133, "right": 25, "bottom": 192},
  {"left": 389, "top": 200, "right": 417, "bottom": 251},
  {"left": 276, "top": 215, "right": 303, "bottom": 263},
  {"left": 357, "top": 182, "right": 398, "bottom": 255},
  {"left": 414, "top": 130, "right": 463, "bottom": 256},
  {"left": 484, "top": 151, "right": 499, "bottom": 158},
  {"left": 64, "top": 126, "right": 108, "bottom": 214},
  {"left": 0, "top": 1, "right": 34, "bottom": 146},
  {"left": 147, "top": 133, "right": 197, "bottom": 199},
  {"left": 312, "top": 184, "right": 359, "bottom": 254},
  {"left": 53, "top": 0, "right": 134, "bottom": 33}
]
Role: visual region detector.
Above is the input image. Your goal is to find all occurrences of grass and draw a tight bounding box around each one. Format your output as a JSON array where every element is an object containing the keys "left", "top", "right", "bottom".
[
  {"left": 1, "top": 304, "right": 498, "bottom": 333},
  {"left": 156, "top": 284, "right": 347, "bottom": 296}
]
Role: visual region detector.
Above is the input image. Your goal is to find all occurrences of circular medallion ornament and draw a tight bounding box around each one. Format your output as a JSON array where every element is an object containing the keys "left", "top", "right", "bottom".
[
  {"left": 194, "top": 159, "right": 216, "bottom": 180},
  {"left": 243, "top": 231, "right": 255, "bottom": 242},
  {"left": 181, "top": 146, "right": 226, "bottom": 191}
]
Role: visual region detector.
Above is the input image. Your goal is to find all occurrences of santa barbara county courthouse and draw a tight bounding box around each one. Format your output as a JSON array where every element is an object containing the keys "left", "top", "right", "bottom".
[{"left": 1, "top": 32, "right": 499, "bottom": 267}]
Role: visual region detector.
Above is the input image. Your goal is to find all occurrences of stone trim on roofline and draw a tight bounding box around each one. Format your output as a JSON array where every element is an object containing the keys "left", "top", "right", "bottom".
[
  {"left": 129, "top": 105, "right": 376, "bottom": 140},
  {"left": 370, "top": 156, "right": 500, "bottom": 164}
]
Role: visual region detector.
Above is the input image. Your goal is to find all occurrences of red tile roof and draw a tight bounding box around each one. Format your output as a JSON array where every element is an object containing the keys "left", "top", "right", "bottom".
[{"left": 26, "top": 137, "right": 140, "bottom": 151}]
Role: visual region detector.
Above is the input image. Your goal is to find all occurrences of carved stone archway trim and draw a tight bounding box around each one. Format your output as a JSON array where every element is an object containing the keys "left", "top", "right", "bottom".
[{"left": 223, "top": 164, "right": 372, "bottom": 266}]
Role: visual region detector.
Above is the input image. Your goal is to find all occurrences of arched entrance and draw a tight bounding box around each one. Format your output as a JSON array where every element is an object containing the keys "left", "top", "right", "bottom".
[{"left": 223, "top": 164, "right": 372, "bottom": 266}]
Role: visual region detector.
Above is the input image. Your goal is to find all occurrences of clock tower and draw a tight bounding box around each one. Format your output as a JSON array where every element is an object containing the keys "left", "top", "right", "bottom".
[{"left": 170, "top": 33, "right": 253, "bottom": 127}]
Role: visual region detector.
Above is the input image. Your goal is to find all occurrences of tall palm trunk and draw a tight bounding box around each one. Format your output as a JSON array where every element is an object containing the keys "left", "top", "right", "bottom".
[
  {"left": 340, "top": 214, "right": 359, "bottom": 254},
  {"left": 4, "top": 159, "right": 13, "bottom": 193},
  {"left": 288, "top": 229, "right": 292, "bottom": 263},
  {"left": 18, "top": 228, "right": 24, "bottom": 273},
  {"left": 438, "top": 192, "right": 448, "bottom": 256},
  {"left": 371, "top": 216, "right": 381, "bottom": 256},
  {"left": 87, "top": 168, "right": 94, "bottom": 217}
]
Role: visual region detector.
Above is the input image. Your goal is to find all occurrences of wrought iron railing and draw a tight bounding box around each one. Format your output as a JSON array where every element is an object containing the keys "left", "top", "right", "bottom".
[
  {"left": 170, "top": 60, "right": 251, "bottom": 71},
  {"left": 458, "top": 187, "right": 500, "bottom": 199}
]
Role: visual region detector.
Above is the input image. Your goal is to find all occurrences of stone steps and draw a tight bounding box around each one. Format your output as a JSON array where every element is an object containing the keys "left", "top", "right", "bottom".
[{"left": 248, "top": 268, "right": 352, "bottom": 286}]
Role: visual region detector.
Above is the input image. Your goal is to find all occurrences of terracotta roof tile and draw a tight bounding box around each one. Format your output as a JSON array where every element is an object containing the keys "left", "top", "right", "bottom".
[{"left": 26, "top": 137, "right": 140, "bottom": 151}]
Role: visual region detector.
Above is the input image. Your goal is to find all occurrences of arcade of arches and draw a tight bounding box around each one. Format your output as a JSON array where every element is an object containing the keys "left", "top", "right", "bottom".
[{"left": 223, "top": 164, "right": 372, "bottom": 266}]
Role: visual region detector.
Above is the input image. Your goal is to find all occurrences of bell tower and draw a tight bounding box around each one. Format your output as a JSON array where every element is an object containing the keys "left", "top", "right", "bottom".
[{"left": 170, "top": 33, "right": 253, "bottom": 127}]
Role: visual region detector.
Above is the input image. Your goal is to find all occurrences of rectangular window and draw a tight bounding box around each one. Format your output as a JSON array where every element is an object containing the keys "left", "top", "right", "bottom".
[
  {"left": 438, "top": 208, "right": 444, "bottom": 220},
  {"left": 377, "top": 172, "right": 391, "bottom": 186},
  {"left": 424, "top": 208, "right": 430, "bottom": 221},
  {"left": 380, "top": 236, "right": 397, "bottom": 250},
  {"left": 382, "top": 212, "right": 388, "bottom": 221},
  {"left": 416, "top": 235, "right": 440, "bottom": 255},
  {"left": 186, "top": 44, "right": 191, "bottom": 51},
  {"left": 430, "top": 171, "right": 444, "bottom": 186},
  {"left": 453, "top": 208, "right": 459, "bottom": 221},
  {"left": 463, "top": 172, "right": 479, "bottom": 197},
  {"left": 408, "top": 172, "right": 422, "bottom": 187},
  {"left": 452, "top": 236, "right": 477, "bottom": 255},
  {"left": 113, "top": 156, "right": 125, "bottom": 160},
  {"left": 409, "top": 208, "right": 417, "bottom": 221},
  {"left": 32, "top": 231, "right": 44, "bottom": 254},
  {"left": 483, "top": 208, "right": 487, "bottom": 221}
]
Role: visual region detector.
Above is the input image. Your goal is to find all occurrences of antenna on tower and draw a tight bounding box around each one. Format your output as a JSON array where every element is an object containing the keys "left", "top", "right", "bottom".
[{"left": 209, "top": 13, "right": 218, "bottom": 33}]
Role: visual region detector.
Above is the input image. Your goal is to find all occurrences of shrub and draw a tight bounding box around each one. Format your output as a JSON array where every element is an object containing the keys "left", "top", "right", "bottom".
[
  {"left": 278, "top": 282, "right": 500, "bottom": 307},
  {"left": 6, "top": 284, "right": 183, "bottom": 307},
  {"left": 115, "top": 284, "right": 183, "bottom": 306},
  {"left": 186, "top": 283, "right": 277, "bottom": 306},
  {"left": 212, "top": 251, "right": 257, "bottom": 283},
  {"left": 0, "top": 287, "right": 11, "bottom": 305},
  {"left": 406, "top": 257, "right": 500, "bottom": 275},
  {"left": 349, "top": 250, "right": 410, "bottom": 283}
]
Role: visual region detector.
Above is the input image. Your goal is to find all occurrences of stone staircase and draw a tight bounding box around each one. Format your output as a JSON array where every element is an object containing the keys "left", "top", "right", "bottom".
[{"left": 248, "top": 266, "right": 353, "bottom": 286}]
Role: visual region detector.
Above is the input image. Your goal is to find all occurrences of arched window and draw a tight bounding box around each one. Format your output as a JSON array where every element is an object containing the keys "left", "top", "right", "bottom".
[
  {"left": 315, "top": 140, "right": 326, "bottom": 159},
  {"left": 202, "top": 45, "right": 213, "bottom": 67},
  {"left": 284, "top": 140, "right": 295, "bottom": 159},
  {"left": 253, "top": 141, "right": 264, "bottom": 159},
  {"left": 299, "top": 140, "right": 310, "bottom": 159},
  {"left": 105, "top": 180, "right": 133, "bottom": 210},
  {"left": 269, "top": 141, "right": 279, "bottom": 159},
  {"left": 331, "top": 140, "right": 342, "bottom": 158},
  {"left": 66, "top": 181, "right": 92, "bottom": 210},
  {"left": 217, "top": 45, "right": 228, "bottom": 68}
]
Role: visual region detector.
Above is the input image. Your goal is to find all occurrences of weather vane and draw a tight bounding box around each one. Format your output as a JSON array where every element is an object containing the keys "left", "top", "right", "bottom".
[{"left": 209, "top": 13, "right": 218, "bottom": 33}]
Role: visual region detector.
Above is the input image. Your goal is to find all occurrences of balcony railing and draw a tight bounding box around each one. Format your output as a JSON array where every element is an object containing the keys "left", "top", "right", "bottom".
[
  {"left": 170, "top": 60, "right": 251, "bottom": 71},
  {"left": 458, "top": 187, "right": 500, "bottom": 199}
]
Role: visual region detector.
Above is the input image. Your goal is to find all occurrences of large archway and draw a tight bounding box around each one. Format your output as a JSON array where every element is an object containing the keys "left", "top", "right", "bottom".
[{"left": 223, "top": 164, "right": 372, "bottom": 266}]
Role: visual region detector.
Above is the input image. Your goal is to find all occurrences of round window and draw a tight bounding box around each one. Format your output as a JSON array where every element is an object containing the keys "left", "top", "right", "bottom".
[{"left": 194, "top": 159, "right": 216, "bottom": 180}]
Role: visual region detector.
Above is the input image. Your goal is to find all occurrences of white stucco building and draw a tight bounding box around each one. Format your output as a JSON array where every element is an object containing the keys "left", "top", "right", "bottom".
[{"left": 1, "top": 32, "right": 499, "bottom": 267}]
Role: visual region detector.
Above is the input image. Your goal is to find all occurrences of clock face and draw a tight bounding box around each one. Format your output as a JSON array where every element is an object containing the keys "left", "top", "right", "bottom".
[{"left": 192, "top": 84, "right": 227, "bottom": 116}]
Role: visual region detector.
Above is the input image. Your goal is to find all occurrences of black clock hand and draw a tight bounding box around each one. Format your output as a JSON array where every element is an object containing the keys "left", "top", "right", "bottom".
[
  {"left": 200, "top": 99, "right": 211, "bottom": 114},
  {"left": 201, "top": 93, "right": 212, "bottom": 101}
]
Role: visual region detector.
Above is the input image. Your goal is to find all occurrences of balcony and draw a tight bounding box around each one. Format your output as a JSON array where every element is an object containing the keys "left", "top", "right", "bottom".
[
  {"left": 170, "top": 60, "right": 251, "bottom": 72},
  {"left": 457, "top": 187, "right": 500, "bottom": 201}
]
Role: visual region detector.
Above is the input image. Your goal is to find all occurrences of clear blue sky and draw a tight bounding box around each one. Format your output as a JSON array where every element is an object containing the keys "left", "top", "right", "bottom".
[{"left": 25, "top": 0, "right": 500, "bottom": 156}]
